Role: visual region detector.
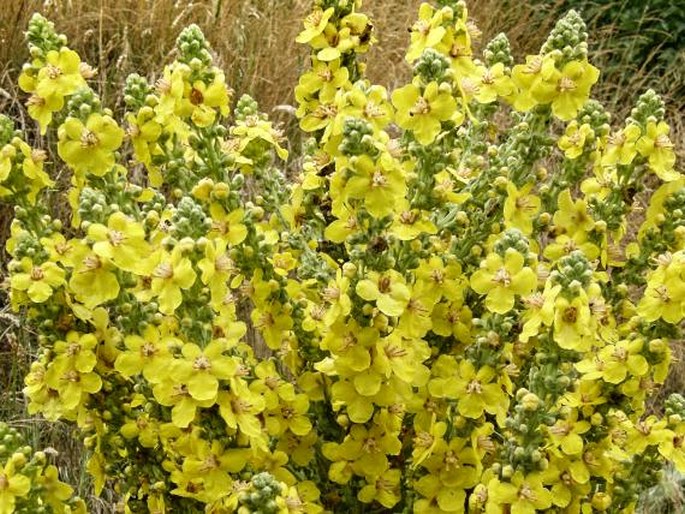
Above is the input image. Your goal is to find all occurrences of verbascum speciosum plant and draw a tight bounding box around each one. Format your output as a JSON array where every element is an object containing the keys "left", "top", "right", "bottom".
[{"left": 1, "top": 0, "right": 684, "bottom": 512}]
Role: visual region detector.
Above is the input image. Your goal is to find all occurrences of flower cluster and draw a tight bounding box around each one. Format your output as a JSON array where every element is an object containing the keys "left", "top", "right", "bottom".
[
  {"left": 0, "top": 423, "right": 85, "bottom": 513},
  {"left": 2, "top": 1, "right": 685, "bottom": 513}
]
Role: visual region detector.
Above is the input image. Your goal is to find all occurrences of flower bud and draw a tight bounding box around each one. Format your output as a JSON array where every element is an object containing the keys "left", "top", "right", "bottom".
[
  {"left": 591, "top": 492, "right": 611, "bottom": 511},
  {"left": 521, "top": 392, "right": 541, "bottom": 411}
]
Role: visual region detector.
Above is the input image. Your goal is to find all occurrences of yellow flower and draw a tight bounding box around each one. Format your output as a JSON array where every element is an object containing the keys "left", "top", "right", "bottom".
[
  {"left": 345, "top": 153, "right": 406, "bottom": 218},
  {"left": 356, "top": 269, "right": 411, "bottom": 317},
  {"left": 44, "top": 358, "right": 102, "bottom": 412},
  {"left": 542, "top": 454, "right": 592, "bottom": 509},
  {"left": 251, "top": 304, "right": 294, "bottom": 350},
  {"left": 209, "top": 204, "right": 248, "bottom": 245},
  {"left": 406, "top": 3, "right": 448, "bottom": 62},
  {"left": 296, "top": 7, "right": 335, "bottom": 44},
  {"left": 295, "top": 59, "right": 350, "bottom": 105},
  {"left": 547, "top": 410, "right": 591, "bottom": 456},
  {"left": 38, "top": 465, "right": 74, "bottom": 512},
  {"left": 173, "top": 340, "right": 238, "bottom": 401},
  {"left": 487, "top": 472, "right": 553, "bottom": 514},
  {"left": 52, "top": 331, "right": 98, "bottom": 375},
  {"left": 552, "top": 189, "right": 594, "bottom": 236},
  {"left": 87, "top": 212, "right": 150, "bottom": 273},
  {"left": 264, "top": 393, "right": 312, "bottom": 437},
  {"left": 34, "top": 48, "right": 86, "bottom": 100},
  {"left": 373, "top": 332, "right": 431, "bottom": 384},
  {"left": 358, "top": 468, "right": 401, "bottom": 508},
  {"left": 420, "top": 436, "right": 479, "bottom": 493},
  {"left": 543, "top": 232, "right": 600, "bottom": 262},
  {"left": 519, "top": 285, "right": 558, "bottom": 342},
  {"left": 389, "top": 207, "right": 437, "bottom": 240},
  {"left": 148, "top": 247, "right": 197, "bottom": 315},
  {"left": 26, "top": 94, "right": 65, "bottom": 134},
  {"left": 430, "top": 299, "right": 472, "bottom": 343},
  {"left": 503, "top": 182, "right": 541, "bottom": 236},
  {"left": 176, "top": 440, "right": 248, "bottom": 502},
  {"left": 558, "top": 121, "right": 594, "bottom": 159},
  {"left": 126, "top": 107, "right": 162, "bottom": 179},
  {"left": 120, "top": 412, "right": 159, "bottom": 448},
  {"left": 601, "top": 124, "right": 641, "bottom": 167},
  {"left": 57, "top": 113, "right": 124, "bottom": 176},
  {"left": 269, "top": 251, "right": 297, "bottom": 277},
  {"left": 553, "top": 294, "right": 593, "bottom": 352},
  {"left": 549, "top": 60, "right": 600, "bottom": 121},
  {"left": 321, "top": 269, "right": 352, "bottom": 326},
  {"left": 636, "top": 120, "right": 680, "bottom": 181},
  {"left": 473, "top": 63, "right": 515, "bottom": 104},
  {"left": 511, "top": 54, "right": 558, "bottom": 111},
  {"left": 576, "top": 339, "right": 649, "bottom": 384},
  {"left": 67, "top": 243, "right": 120, "bottom": 309},
  {"left": 414, "top": 256, "right": 465, "bottom": 304},
  {"left": 329, "top": 377, "right": 391, "bottom": 424},
  {"left": 182, "top": 73, "right": 231, "bottom": 127},
  {"left": 152, "top": 378, "right": 214, "bottom": 428},
  {"left": 429, "top": 358, "right": 509, "bottom": 420},
  {"left": 396, "top": 291, "right": 435, "bottom": 338},
  {"left": 470, "top": 249, "right": 537, "bottom": 314},
  {"left": 197, "top": 238, "right": 236, "bottom": 307},
  {"left": 392, "top": 81, "right": 456, "bottom": 145},
  {"left": 10, "top": 257, "right": 65, "bottom": 303},
  {"left": 216, "top": 380, "right": 267, "bottom": 447},
  {"left": 0, "top": 460, "right": 31, "bottom": 514},
  {"left": 344, "top": 83, "right": 393, "bottom": 132},
  {"left": 638, "top": 253, "right": 685, "bottom": 323}
]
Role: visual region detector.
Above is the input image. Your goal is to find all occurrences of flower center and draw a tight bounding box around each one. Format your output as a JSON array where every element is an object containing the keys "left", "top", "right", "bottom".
[
  {"left": 108, "top": 229, "right": 125, "bottom": 246},
  {"left": 410, "top": 97, "right": 431, "bottom": 116},
  {"left": 378, "top": 275, "right": 392, "bottom": 293},
  {"left": 155, "top": 78, "right": 171, "bottom": 94},
  {"left": 524, "top": 56, "right": 543, "bottom": 74},
  {"left": 399, "top": 210, "right": 418, "bottom": 225},
  {"left": 362, "top": 437, "right": 379, "bottom": 453},
  {"left": 67, "top": 342, "right": 82, "bottom": 356},
  {"left": 189, "top": 87, "right": 204, "bottom": 105},
  {"left": 414, "top": 431, "right": 433, "bottom": 448},
  {"left": 232, "top": 398, "right": 251, "bottom": 414},
  {"left": 655, "top": 134, "right": 673, "bottom": 150},
  {"left": 153, "top": 262, "right": 174, "bottom": 279},
  {"left": 30, "top": 266, "right": 45, "bottom": 281},
  {"left": 466, "top": 379, "right": 482, "bottom": 394},
  {"left": 141, "top": 342, "right": 158, "bottom": 358},
  {"left": 477, "top": 434, "right": 496, "bottom": 453},
  {"left": 80, "top": 129, "right": 100, "bottom": 148},
  {"left": 384, "top": 344, "right": 408, "bottom": 359},
  {"left": 46, "top": 64, "right": 62, "bottom": 80},
  {"left": 83, "top": 255, "right": 102, "bottom": 270},
  {"left": 193, "top": 355, "right": 212, "bottom": 371},
  {"left": 558, "top": 77, "right": 577, "bottom": 92},
  {"left": 364, "top": 102, "right": 385, "bottom": 119},
  {"left": 518, "top": 483, "right": 537, "bottom": 502},
  {"left": 215, "top": 254, "right": 234, "bottom": 273},
  {"left": 562, "top": 306, "right": 578, "bottom": 323},
  {"left": 27, "top": 94, "right": 46, "bottom": 107},
  {"left": 444, "top": 450, "right": 461, "bottom": 471},
  {"left": 371, "top": 170, "right": 388, "bottom": 188},
  {"left": 323, "top": 285, "right": 341, "bottom": 302},
  {"left": 492, "top": 267, "right": 511, "bottom": 286},
  {"left": 481, "top": 69, "right": 495, "bottom": 85}
]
